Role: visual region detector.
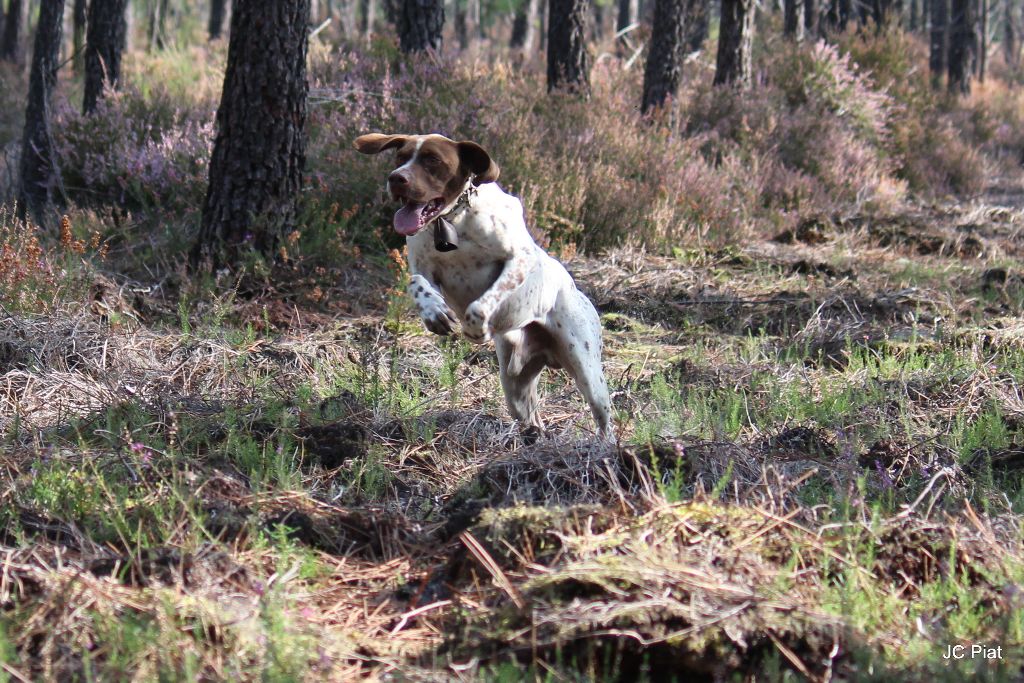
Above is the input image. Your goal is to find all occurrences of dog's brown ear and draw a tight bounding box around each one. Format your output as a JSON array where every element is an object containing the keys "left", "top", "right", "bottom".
[
  {"left": 458, "top": 141, "right": 500, "bottom": 185},
  {"left": 354, "top": 133, "right": 409, "bottom": 155}
]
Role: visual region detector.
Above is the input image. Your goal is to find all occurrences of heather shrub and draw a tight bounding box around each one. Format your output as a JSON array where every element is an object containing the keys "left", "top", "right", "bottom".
[
  {"left": 685, "top": 40, "right": 900, "bottom": 214},
  {"left": 306, "top": 47, "right": 753, "bottom": 251},
  {"left": 52, "top": 86, "right": 215, "bottom": 214},
  {"left": 840, "top": 29, "right": 986, "bottom": 197}
]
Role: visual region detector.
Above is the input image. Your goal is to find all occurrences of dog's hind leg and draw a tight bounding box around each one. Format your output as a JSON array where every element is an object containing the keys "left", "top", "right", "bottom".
[
  {"left": 548, "top": 291, "right": 613, "bottom": 438},
  {"left": 495, "top": 331, "right": 546, "bottom": 435}
]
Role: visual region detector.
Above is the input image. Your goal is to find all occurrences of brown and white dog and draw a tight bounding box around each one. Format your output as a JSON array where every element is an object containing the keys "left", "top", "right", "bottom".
[{"left": 354, "top": 133, "right": 612, "bottom": 438}]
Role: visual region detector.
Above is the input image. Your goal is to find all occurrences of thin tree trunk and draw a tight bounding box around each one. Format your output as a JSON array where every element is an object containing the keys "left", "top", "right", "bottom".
[
  {"left": 83, "top": 0, "right": 128, "bottom": 114},
  {"left": 909, "top": 0, "right": 919, "bottom": 28},
  {"left": 511, "top": 0, "right": 540, "bottom": 50},
  {"left": 540, "top": 0, "right": 548, "bottom": 50},
  {"left": 616, "top": 0, "right": 637, "bottom": 54},
  {"left": 209, "top": 0, "right": 228, "bottom": 39},
  {"left": 148, "top": 0, "right": 168, "bottom": 50},
  {"left": 975, "top": 0, "right": 986, "bottom": 79},
  {"left": 686, "top": 0, "right": 709, "bottom": 50},
  {"left": 642, "top": 0, "right": 686, "bottom": 112},
  {"left": 805, "top": 0, "right": 819, "bottom": 34},
  {"left": 455, "top": 0, "right": 468, "bottom": 47},
  {"left": 360, "top": 0, "right": 376, "bottom": 38},
  {"left": 785, "top": 0, "right": 805, "bottom": 37},
  {"left": 592, "top": 0, "right": 605, "bottom": 39},
  {"left": 19, "top": 0, "right": 65, "bottom": 227},
  {"left": 1005, "top": 0, "right": 1018, "bottom": 67},
  {"left": 715, "top": 0, "right": 755, "bottom": 88},
  {"left": 73, "top": 0, "right": 86, "bottom": 70},
  {"left": 193, "top": 0, "right": 310, "bottom": 267},
  {"left": 930, "top": 0, "right": 947, "bottom": 87},
  {"left": 547, "top": 0, "right": 590, "bottom": 94},
  {"left": 397, "top": 0, "right": 444, "bottom": 50},
  {"left": 1, "top": 0, "right": 23, "bottom": 64},
  {"left": 948, "top": 0, "right": 974, "bottom": 93}
]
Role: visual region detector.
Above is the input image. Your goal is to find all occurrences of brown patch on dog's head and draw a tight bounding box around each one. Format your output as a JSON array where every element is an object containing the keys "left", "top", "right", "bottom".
[{"left": 353, "top": 133, "right": 501, "bottom": 236}]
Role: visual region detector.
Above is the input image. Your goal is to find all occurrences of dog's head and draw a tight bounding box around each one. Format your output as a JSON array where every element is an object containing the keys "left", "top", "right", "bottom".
[{"left": 353, "top": 133, "right": 499, "bottom": 236}]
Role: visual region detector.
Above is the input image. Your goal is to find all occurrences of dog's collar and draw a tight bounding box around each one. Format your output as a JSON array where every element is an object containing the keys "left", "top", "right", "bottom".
[{"left": 433, "top": 179, "right": 476, "bottom": 252}]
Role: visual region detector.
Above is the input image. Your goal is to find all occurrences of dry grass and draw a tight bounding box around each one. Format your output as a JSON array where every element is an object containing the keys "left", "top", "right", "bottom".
[{"left": 0, "top": 186, "right": 1023, "bottom": 680}]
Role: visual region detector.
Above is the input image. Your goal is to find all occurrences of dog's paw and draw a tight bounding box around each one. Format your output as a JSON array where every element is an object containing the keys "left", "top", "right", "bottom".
[
  {"left": 422, "top": 304, "right": 459, "bottom": 336},
  {"left": 462, "top": 302, "right": 491, "bottom": 344}
]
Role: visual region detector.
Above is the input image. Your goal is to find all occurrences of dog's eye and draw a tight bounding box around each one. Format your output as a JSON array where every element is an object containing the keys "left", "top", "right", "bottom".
[{"left": 421, "top": 154, "right": 440, "bottom": 166}]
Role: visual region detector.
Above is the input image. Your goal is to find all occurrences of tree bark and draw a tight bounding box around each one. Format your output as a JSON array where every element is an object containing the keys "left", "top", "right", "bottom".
[
  {"left": 948, "top": 0, "right": 973, "bottom": 93},
  {"left": 83, "top": 0, "right": 128, "bottom": 114},
  {"left": 209, "top": 0, "right": 228, "bottom": 39},
  {"left": 975, "top": 0, "right": 986, "bottom": 79},
  {"left": 785, "top": 0, "right": 805, "bottom": 37},
  {"left": 615, "top": 0, "right": 637, "bottom": 54},
  {"left": 547, "top": 0, "right": 590, "bottom": 93},
  {"left": 1, "top": 0, "right": 23, "bottom": 64},
  {"left": 686, "top": 0, "right": 709, "bottom": 50},
  {"left": 360, "top": 0, "right": 376, "bottom": 38},
  {"left": 511, "top": 0, "right": 540, "bottom": 50},
  {"left": 1005, "top": 0, "right": 1019, "bottom": 67},
  {"left": 73, "top": 0, "right": 86, "bottom": 71},
  {"left": 642, "top": 0, "right": 686, "bottom": 112},
  {"left": 19, "top": 0, "right": 65, "bottom": 227},
  {"left": 592, "top": 0, "right": 605, "bottom": 39},
  {"left": 193, "top": 0, "right": 310, "bottom": 266},
  {"left": 397, "top": 0, "right": 443, "bottom": 51},
  {"left": 148, "top": 0, "right": 169, "bottom": 50},
  {"left": 930, "top": 0, "right": 947, "bottom": 88},
  {"left": 455, "top": 0, "right": 468, "bottom": 47},
  {"left": 714, "top": 0, "right": 754, "bottom": 88},
  {"left": 805, "top": 0, "right": 818, "bottom": 34}
]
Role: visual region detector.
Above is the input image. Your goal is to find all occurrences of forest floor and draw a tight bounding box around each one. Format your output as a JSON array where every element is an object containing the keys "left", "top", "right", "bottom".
[{"left": 3, "top": 177, "right": 1024, "bottom": 681}]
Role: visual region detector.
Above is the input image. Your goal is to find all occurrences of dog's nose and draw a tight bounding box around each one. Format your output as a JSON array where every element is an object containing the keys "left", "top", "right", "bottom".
[{"left": 388, "top": 170, "right": 409, "bottom": 187}]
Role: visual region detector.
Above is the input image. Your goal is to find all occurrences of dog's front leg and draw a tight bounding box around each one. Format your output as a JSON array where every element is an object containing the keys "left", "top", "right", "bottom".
[
  {"left": 463, "top": 251, "right": 531, "bottom": 344},
  {"left": 409, "top": 273, "right": 458, "bottom": 336}
]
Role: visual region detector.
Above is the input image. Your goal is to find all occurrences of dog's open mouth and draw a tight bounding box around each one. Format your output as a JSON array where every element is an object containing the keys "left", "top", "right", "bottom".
[{"left": 394, "top": 198, "right": 445, "bottom": 236}]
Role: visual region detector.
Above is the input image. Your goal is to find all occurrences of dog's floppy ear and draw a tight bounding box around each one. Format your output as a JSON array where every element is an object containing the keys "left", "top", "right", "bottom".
[
  {"left": 354, "top": 133, "right": 410, "bottom": 155},
  {"left": 458, "top": 141, "right": 500, "bottom": 185}
]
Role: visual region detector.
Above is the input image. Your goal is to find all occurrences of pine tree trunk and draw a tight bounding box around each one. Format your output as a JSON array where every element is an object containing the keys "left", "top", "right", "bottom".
[
  {"left": 360, "top": 0, "right": 376, "bottom": 38},
  {"left": 73, "top": 0, "right": 86, "bottom": 71},
  {"left": 784, "top": 0, "right": 805, "bottom": 37},
  {"left": 209, "top": 0, "right": 228, "bottom": 39},
  {"left": 615, "top": 0, "right": 637, "bottom": 53},
  {"left": 511, "top": 0, "right": 540, "bottom": 49},
  {"left": 455, "top": 0, "right": 468, "bottom": 47},
  {"left": 148, "top": 0, "right": 168, "bottom": 50},
  {"left": 930, "top": 0, "right": 947, "bottom": 87},
  {"left": 805, "top": 0, "right": 818, "bottom": 34},
  {"left": 686, "top": 0, "right": 709, "bottom": 50},
  {"left": 975, "top": 0, "right": 986, "bottom": 79},
  {"left": 1, "top": 0, "right": 23, "bottom": 64},
  {"left": 642, "top": 0, "right": 686, "bottom": 112},
  {"left": 547, "top": 0, "right": 590, "bottom": 93},
  {"left": 714, "top": 0, "right": 754, "bottom": 88},
  {"left": 83, "top": 0, "right": 128, "bottom": 114},
  {"left": 909, "top": 0, "right": 919, "bottom": 28},
  {"left": 948, "top": 0, "right": 973, "bottom": 93},
  {"left": 19, "top": 0, "right": 65, "bottom": 227},
  {"left": 193, "top": 0, "right": 310, "bottom": 266},
  {"left": 397, "top": 0, "right": 443, "bottom": 51},
  {"left": 1005, "top": 0, "right": 1019, "bottom": 67}
]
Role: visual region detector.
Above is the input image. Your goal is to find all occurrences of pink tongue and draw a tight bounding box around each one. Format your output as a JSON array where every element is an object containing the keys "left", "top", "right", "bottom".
[{"left": 394, "top": 202, "right": 426, "bottom": 236}]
